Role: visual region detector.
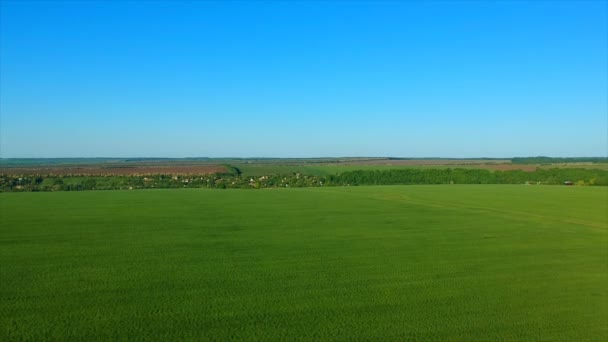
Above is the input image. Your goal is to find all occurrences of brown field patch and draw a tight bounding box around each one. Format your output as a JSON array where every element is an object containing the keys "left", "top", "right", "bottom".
[{"left": 0, "top": 165, "right": 228, "bottom": 176}]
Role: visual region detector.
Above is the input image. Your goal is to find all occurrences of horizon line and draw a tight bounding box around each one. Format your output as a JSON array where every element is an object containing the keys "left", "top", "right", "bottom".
[{"left": 1, "top": 156, "right": 607, "bottom": 160}]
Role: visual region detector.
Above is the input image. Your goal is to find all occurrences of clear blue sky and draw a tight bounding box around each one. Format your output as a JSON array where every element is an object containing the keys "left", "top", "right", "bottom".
[{"left": 1, "top": 1, "right": 606, "bottom": 158}]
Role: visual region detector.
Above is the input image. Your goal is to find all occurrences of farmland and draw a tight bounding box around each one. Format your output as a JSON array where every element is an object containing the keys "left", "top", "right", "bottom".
[
  {"left": 2, "top": 157, "right": 608, "bottom": 192},
  {"left": 0, "top": 165, "right": 228, "bottom": 176},
  {"left": 232, "top": 158, "right": 608, "bottom": 176},
  {"left": 2, "top": 157, "right": 607, "bottom": 178},
  {"left": 236, "top": 163, "right": 541, "bottom": 176},
  {"left": 1, "top": 185, "right": 606, "bottom": 340}
]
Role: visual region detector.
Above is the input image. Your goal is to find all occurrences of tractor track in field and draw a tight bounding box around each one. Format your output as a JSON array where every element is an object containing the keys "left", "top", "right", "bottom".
[
  {"left": 403, "top": 198, "right": 608, "bottom": 230},
  {"left": 314, "top": 188, "right": 608, "bottom": 230}
]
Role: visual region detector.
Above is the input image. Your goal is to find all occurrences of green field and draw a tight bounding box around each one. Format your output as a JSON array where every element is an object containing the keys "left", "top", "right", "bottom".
[
  {"left": 236, "top": 163, "right": 608, "bottom": 176},
  {"left": 236, "top": 164, "right": 505, "bottom": 176},
  {"left": 1, "top": 186, "right": 607, "bottom": 340}
]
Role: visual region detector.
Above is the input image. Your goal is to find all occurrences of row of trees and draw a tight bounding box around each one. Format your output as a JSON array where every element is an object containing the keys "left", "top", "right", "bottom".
[
  {"left": 2, "top": 167, "right": 607, "bottom": 192},
  {"left": 328, "top": 168, "right": 608, "bottom": 186}
]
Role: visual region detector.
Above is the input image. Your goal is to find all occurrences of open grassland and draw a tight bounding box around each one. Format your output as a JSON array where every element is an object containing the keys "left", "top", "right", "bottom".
[
  {"left": 1, "top": 186, "right": 607, "bottom": 340},
  {"left": 237, "top": 163, "right": 608, "bottom": 176},
  {"left": 236, "top": 164, "right": 534, "bottom": 176}
]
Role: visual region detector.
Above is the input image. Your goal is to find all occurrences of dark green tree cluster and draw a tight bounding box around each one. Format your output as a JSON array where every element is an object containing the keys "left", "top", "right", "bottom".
[{"left": 329, "top": 168, "right": 608, "bottom": 186}]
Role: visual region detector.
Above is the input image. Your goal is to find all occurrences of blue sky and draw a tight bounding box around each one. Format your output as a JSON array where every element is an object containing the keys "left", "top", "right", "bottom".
[{"left": 1, "top": 1, "right": 606, "bottom": 158}]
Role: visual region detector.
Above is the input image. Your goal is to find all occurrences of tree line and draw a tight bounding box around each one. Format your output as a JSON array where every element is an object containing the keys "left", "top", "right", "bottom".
[
  {"left": 327, "top": 168, "right": 608, "bottom": 186},
  {"left": 1, "top": 167, "right": 607, "bottom": 192}
]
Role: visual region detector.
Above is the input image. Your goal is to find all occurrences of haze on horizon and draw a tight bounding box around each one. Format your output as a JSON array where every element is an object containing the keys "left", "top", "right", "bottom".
[{"left": 0, "top": 1, "right": 606, "bottom": 158}]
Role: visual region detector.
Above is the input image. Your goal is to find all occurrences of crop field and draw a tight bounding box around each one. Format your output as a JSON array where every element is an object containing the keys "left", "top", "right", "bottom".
[
  {"left": 233, "top": 162, "right": 608, "bottom": 177},
  {"left": 1, "top": 185, "right": 607, "bottom": 340},
  {"left": 3, "top": 158, "right": 607, "bottom": 178},
  {"left": 235, "top": 164, "right": 541, "bottom": 176},
  {"left": 0, "top": 165, "right": 228, "bottom": 176}
]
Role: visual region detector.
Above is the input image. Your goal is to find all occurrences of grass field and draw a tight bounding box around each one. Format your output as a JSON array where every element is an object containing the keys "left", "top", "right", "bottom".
[
  {"left": 236, "top": 164, "right": 608, "bottom": 176},
  {"left": 235, "top": 164, "right": 508, "bottom": 176},
  {"left": 1, "top": 185, "right": 607, "bottom": 340}
]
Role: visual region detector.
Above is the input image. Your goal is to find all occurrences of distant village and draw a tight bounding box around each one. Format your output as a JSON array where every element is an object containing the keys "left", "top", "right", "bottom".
[{"left": 1, "top": 167, "right": 606, "bottom": 192}]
